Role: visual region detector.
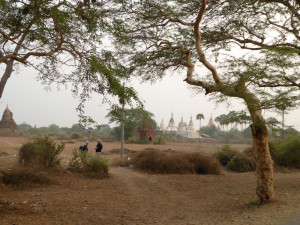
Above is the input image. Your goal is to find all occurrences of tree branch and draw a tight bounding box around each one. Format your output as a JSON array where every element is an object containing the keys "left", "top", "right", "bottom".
[
  {"left": 0, "top": 14, "right": 64, "bottom": 64},
  {"left": 193, "top": 0, "right": 221, "bottom": 85}
]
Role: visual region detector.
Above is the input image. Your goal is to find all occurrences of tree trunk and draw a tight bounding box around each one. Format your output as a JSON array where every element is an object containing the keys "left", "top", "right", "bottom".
[
  {"left": 0, "top": 60, "right": 14, "bottom": 99},
  {"left": 250, "top": 111, "right": 275, "bottom": 204}
]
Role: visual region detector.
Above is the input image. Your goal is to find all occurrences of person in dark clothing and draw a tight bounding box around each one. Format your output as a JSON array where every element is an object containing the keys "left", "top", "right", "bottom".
[
  {"left": 82, "top": 141, "right": 89, "bottom": 151},
  {"left": 95, "top": 139, "right": 103, "bottom": 156}
]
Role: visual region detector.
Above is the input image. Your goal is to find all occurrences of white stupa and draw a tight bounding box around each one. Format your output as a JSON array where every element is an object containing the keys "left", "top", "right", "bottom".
[
  {"left": 177, "top": 117, "right": 187, "bottom": 136},
  {"left": 166, "top": 113, "right": 177, "bottom": 132},
  {"left": 186, "top": 116, "right": 200, "bottom": 138},
  {"left": 158, "top": 119, "right": 165, "bottom": 132}
]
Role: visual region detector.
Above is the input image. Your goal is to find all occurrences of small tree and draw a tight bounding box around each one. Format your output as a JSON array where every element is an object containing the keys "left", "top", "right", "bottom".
[
  {"left": 196, "top": 113, "right": 204, "bottom": 132},
  {"left": 273, "top": 91, "right": 299, "bottom": 140},
  {"left": 106, "top": 107, "right": 157, "bottom": 141}
]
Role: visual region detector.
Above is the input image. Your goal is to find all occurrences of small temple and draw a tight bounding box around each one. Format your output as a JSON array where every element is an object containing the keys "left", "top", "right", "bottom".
[
  {"left": 0, "top": 105, "right": 17, "bottom": 132},
  {"left": 136, "top": 125, "right": 155, "bottom": 143},
  {"left": 207, "top": 114, "right": 215, "bottom": 127}
]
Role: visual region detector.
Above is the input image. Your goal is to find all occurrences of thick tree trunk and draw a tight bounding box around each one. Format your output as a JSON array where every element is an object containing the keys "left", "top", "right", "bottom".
[{"left": 250, "top": 110, "right": 275, "bottom": 204}]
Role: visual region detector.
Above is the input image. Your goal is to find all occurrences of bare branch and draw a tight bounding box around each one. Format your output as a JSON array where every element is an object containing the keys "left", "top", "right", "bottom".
[{"left": 193, "top": 0, "right": 221, "bottom": 85}]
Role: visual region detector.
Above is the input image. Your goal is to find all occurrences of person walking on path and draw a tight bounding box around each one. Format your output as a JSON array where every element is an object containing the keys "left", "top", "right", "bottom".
[{"left": 95, "top": 139, "right": 103, "bottom": 156}]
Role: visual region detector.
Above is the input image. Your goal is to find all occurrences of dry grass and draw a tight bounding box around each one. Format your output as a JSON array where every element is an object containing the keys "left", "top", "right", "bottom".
[
  {"left": 1, "top": 137, "right": 300, "bottom": 225},
  {"left": 1, "top": 169, "right": 53, "bottom": 186},
  {"left": 125, "top": 148, "right": 221, "bottom": 175}
]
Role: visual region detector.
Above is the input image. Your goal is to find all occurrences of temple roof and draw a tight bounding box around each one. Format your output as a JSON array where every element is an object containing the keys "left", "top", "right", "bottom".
[
  {"left": 166, "top": 113, "right": 176, "bottom": 131},
  {"left": 207, "top": 114, "right": 215, "bottom": 127},
  {"left": 187, "top": 116, "right": 196, "bottom": 132},
  {"left": 178, "top": 117, "right": 187, "bottom": 132},
  {"left": 159, "top": 119, "right": 165, "bottom": 131}
]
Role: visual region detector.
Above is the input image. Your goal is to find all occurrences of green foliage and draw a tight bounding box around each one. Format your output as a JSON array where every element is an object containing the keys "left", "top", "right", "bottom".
[
  {"left": 71, "top": 132, "right": 82, "bottom": 139},
  {"left": 107, "top": 107, "right": 157, "bottom": 140},
  {"left": 216, "top": 145, "right": 237, "bottom": 166},
  {"left": 68, "top": 149, "right": 109, "bottom": 177},
  {"left": 227, "top": 155, "right": 255, "bottom": 173},
  {"left": 215, "top": 111, "right": 251, "bottom": 128},
  {"left": 216, "top": 145, "right": 255, "bottom": 172},
  {"left": 19, "top": 136, "right": 64, "bottom": 168},
  {"left": 0, "top": 0, "right": 141, "bottom": 125},
  {"left": 70, "top": 124, "right": 86, "bottom": 135},
  {"left": 130, "top": 149, "right": 221, "bottom": 175},
  {"left": 200, "top": 125, "right": 218, "bottom": 138},
  {"left": 86, "top": 157, "right": 109, "bottom": 174},
  {"left": 68, "top": 149, "right": 90, "bottom": 172},
  {"left": 17, "top": 123, "right": 32, "bottom": 132},
  {"left": 1, "top": 169, "right": 52, "bottom": 186},
  {"left": 154, "top": 136, "right": 165, "bottom": 144},
  {"left": 270, "top": 136, "right": 300, "bottom": 168},
  {"left": 136, "top": 138, "right": 152, "bottom": 145}
]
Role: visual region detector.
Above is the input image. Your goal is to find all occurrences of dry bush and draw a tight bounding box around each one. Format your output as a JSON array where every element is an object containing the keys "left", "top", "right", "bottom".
[
  {"left": 184, "top": 153, "right": 221, "bottom": 175},
  {"left": 1, "top": 169, "right": 52, "bottom": 186},
  {"left": 129, "top": 149, "right": 221, "bottom": 175}
]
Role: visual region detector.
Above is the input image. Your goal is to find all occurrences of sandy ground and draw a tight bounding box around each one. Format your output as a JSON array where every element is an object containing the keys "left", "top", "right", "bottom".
[{"left": 0, "top": 137, "right": 300, "bottom": 225}]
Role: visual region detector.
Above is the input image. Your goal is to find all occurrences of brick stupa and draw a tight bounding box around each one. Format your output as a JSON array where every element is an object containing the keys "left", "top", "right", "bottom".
[{"left": 0, "top": 105, "right": 17, "bottom": 132}]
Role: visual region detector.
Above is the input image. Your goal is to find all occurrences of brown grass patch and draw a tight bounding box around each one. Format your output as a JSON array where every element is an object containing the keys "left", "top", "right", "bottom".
[
  {"left": 1, "top": 169, "right": 53, "bottom": 187},
  {"left": 124, "top": 148, "right": 221, "bottom": 175}
]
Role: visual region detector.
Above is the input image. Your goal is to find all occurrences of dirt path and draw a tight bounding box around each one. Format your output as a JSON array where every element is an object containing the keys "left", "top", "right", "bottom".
[
  {"left": 109, "top": 167, "right": 185, "bottom": 224},
  {"left": 1, "top": 137, "right": 300, "bottom": 224}
]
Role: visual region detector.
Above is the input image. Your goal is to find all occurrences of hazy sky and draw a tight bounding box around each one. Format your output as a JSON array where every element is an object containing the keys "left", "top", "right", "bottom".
[{"left": 0, "top": 66, "right": 300, "bottom": 130}]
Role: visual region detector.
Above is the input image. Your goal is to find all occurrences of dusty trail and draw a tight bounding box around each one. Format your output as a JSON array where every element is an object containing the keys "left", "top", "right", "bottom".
[{"left": 109, "top": 167, "right": 185, "bottom": 225}]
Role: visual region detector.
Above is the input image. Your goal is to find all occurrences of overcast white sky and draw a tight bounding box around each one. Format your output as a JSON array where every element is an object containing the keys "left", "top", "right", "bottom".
[{"left": 0, "top": 66, "right": 299, "bottom": 131}]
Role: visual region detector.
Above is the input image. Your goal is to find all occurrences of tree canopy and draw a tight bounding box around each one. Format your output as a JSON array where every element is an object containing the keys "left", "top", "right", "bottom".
[
  {"left": 0, "top": 0, "right": 140, "bottom": 126},
  {"left": 109, "top": 0, "right": 300, "bottom": 203}
]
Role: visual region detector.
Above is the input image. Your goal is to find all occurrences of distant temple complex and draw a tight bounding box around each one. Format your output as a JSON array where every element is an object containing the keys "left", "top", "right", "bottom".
[
  {"left": 0, "top": 105, "right": 17, "bottom": 132},
  {"left": 158, "top": 113, "right": 201, "bottom": 138}
]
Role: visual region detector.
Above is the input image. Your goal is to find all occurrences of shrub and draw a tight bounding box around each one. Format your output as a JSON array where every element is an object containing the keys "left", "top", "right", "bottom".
[
  {"left": 86, "top": 157, "right": 109, "bottom": 173},
  {"left": 19, "top": 136, "right": 64, "bottom": 168},
  {"left": 185, "top": 153, "right": 221, "bottom": 175},
  {"left": 227, "top": 155, "right": 255, "bottom": 173},
  {"left": 154, "top": 136, "right": 165, "bottom": 144},
  {"left": 216, "top": 145, "right": 255, "bottom": 172},
  {"left": 130, "top": 149, "right": 221, "bottom": 175},
  {"left": 1, "top": 169, "right": 52, "bottom": 186},
  {"left": 271, "top": 136, "right": 300, "bottom": 168},
  {"left": 136, "top": 138, "right": 152, "bottom": 144},
  {"left": 71, "top": 132, "right": 82, "bottom": 139},
  {"left": 216, "top": 145, "right": 237, "bottom": 166},
  {"left": 68, "top": 149, "right": 90, "bottom": 172},
  {"left": 68, "top": 149, "right": 109, "bottom": 178}
]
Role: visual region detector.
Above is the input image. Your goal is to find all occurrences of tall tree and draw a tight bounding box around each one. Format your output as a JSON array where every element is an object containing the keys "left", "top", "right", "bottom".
[
  {"left": 0, "top": 0, "right": 139, "bottom": 125},
  {"left": 112, "top": 0, "right": 300, "bottom": 203},
  {"left": 196, "top": 113, "right": 204, "bottom": 132}
]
